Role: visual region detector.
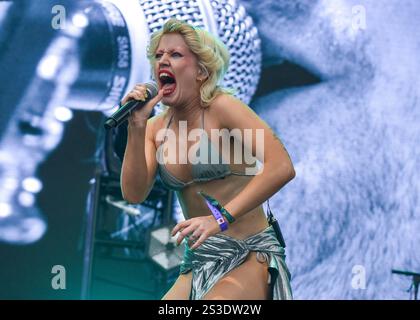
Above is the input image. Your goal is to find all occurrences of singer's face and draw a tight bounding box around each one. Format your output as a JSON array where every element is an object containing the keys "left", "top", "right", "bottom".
[
  {"left": 238, "top": 0, "right": 420, "bottom": 298},
  {"left": 154, "top": 33, "right": 201, "bottom": 107}
]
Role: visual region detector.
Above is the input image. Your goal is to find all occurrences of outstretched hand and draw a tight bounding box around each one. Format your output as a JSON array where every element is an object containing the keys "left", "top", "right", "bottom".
[{"left": 171, "top": 215, "right": 221, "bottom": 250}]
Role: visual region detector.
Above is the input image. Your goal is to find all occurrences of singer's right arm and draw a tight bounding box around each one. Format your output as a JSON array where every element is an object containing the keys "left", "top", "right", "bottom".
[{"left": 120, "top": 118, "right": 158, "bottom": 204}]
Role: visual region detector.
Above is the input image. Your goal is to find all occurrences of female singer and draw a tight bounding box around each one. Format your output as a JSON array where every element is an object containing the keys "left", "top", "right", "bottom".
[{"left": 120, "top": 18, "right": 295, "bottom": 300}]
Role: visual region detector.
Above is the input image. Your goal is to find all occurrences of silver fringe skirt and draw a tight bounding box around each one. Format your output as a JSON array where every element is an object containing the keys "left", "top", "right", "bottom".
[{"left": 180, "top": 225, "right": 293, "bottom": 300}]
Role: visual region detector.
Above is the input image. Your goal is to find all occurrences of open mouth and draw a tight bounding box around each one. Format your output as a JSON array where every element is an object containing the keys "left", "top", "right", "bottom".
[{"left": 158, "top": 70, "right": 177, "bottom": 96}]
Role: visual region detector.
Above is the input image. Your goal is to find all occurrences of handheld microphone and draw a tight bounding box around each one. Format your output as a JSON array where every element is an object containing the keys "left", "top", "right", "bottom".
[{"left": 104, "top": 82, "right": 158, "bottom": 129}]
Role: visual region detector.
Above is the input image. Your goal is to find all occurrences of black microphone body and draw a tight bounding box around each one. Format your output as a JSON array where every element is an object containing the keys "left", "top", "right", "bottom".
[{"left": 104, "top": 82, "right": 158, "bottom": 129}]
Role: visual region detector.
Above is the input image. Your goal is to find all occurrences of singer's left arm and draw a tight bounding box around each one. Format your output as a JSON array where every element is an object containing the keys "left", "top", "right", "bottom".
[{"left": 213, "top": 94, "right": 296, "bottom": 220}]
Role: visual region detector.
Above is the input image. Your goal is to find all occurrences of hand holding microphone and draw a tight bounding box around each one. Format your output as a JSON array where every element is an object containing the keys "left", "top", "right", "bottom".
[{"left": 104, "top": 82, "right": 164, "bottom": 129}]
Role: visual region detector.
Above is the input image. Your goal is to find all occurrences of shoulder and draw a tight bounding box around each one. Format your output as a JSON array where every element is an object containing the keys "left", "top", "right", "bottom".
[
  {"left": 209, "top": 93, "right": 258, "bottom": 128},
  {"left": 210, "top": 92, "right": 243, "bottom": 109}
]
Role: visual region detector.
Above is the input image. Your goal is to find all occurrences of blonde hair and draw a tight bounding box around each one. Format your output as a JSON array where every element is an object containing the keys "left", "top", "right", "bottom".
[{"left": 146, "top": 18, "right": 235, "bottom": 107}]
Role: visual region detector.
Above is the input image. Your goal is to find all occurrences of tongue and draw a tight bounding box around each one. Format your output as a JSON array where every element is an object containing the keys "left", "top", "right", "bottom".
[{"left": 162, "top": 83, "right": 176, "bottom": 94}]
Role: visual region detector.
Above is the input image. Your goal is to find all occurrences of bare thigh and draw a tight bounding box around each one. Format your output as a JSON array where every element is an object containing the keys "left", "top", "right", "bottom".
[
  {"left": 161, "top": 271, "right": 192, "bottom": 300},
  {"left": 203, "top": 251, "right": 270, "bottom": 300}
]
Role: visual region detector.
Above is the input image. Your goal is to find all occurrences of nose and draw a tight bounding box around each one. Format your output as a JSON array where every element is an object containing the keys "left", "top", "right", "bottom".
[{"left": 158, "top": 52, "right": 170, "bottom": 67}]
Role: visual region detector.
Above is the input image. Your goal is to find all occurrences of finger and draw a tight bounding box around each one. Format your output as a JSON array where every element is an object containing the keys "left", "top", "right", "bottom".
[
  {"left": 132, "top": 90, "right": 146, "bottom": 101},
  {"left": 134, "top": 84, "right": 147, "bottom": 91},
  {"left": 147, "top": 89, "right": 164, "bottom": 105},
  {"left": 188, "top": 229, "right": 202, "bottom": 246},
  {"left": 122, "top": 93, "right": 137, "bottom": 105},
  {"left": 176, "top": 225, "right": 196, "bottom": 246},
  {"left": 134, "top": 86, "right": 148, "bottom": 98},
  {"left": 190, "top": 232, "right": 207, "bottom": 250},
  {"left": 134, "top": 86, "right": 148, "bottom": 96},
  {"left": 126, "top": 92, "right": 141, "bottom": 102},
  {"left": 132, "top": 88, "right": 145, "bottom": 95},
  {"left": 190, "top": 228, "right": 201, "bottom": 239},
  {"left": 171, "top": 220, "right": 190, "bottom": 236}
]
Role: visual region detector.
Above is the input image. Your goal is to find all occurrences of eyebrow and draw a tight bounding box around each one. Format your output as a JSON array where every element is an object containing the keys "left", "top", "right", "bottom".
[{"left": 155, "top": 47, "right": 185, "bottom": 53}]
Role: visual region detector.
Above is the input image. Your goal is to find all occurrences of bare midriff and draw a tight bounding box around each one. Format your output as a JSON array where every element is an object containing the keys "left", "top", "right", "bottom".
[{"left": 177, "top": 174, "right": 269, "bottom": 240}]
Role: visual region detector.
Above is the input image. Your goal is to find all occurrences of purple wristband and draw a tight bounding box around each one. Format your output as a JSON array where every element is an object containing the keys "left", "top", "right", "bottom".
[{"left": 204, "top": 199, "right": 228, "bottom": 231}]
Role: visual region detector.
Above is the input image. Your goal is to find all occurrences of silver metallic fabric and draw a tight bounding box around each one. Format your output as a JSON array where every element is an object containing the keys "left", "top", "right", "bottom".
[{"left": 180, "top": 225, "right": 293, "bottom": 300}]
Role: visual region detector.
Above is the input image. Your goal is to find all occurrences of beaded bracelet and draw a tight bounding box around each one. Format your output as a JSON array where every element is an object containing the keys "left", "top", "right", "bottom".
[{"left": 220, "top": 207, "right": 235, "bottom": 224}]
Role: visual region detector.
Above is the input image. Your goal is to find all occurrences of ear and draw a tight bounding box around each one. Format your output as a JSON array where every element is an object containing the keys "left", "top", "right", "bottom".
[
  {"left": 196, "top": 69, "right": 204, "bottom": 81},
  {"left": 197, "top": 65, "right": 208, "bottom": 81}
]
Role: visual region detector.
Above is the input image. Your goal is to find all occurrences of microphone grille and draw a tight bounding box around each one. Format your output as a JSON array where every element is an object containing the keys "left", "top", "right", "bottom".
[
  {"left": 139, "top": 0, "right": 261, "bottom": 104},
  {"left": 145, "top": 81, "right": 159, "bottom": 97}
]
